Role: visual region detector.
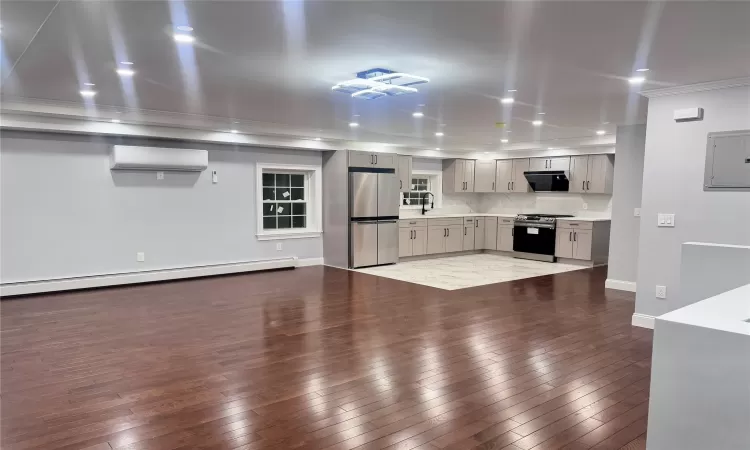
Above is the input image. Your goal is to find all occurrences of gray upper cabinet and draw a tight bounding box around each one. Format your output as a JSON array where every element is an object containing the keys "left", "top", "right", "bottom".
[
  {"left": 568, "top": 154, "right": 614, "bottom": 194},
  {"left": 348, "top": 151, "right": 396, "bottom": 169},
  {"left": 496, "top": 158, "right": 530, "bottom": 193},
  {"left": 443, "top": 159, "right": 476, "bottom": 193},
  {"left": 397, "top": 155, "right": 412, "bottom": 193},
  {"left": 529, "top": 156, "right": 570, "bottom": 172},
  {"left": 704, "top": 131, "right": 750, "bottom": 190},
  {"left": 474, "top": 160, "right": 496, "bottom": 192}
]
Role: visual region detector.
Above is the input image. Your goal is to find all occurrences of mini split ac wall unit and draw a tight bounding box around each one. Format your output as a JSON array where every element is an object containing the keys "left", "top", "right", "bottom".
[{"left": 110, "top": 145, "right": 208, "bottom": 171}]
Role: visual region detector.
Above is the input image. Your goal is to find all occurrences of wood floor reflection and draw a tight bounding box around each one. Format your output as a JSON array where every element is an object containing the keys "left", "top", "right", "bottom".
[{"left": 1, "top": 265, "right": 651, "bottom": 450}]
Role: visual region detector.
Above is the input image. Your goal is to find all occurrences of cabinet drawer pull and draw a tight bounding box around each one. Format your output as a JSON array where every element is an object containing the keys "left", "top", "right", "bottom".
[{"left": 409, "top": 221, "right": 416, "bottom": 224}]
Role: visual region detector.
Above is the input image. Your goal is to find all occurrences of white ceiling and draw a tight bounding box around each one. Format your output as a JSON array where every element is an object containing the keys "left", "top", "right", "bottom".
[{"left": 1, "top": 1, "right": 749, "bottom": 152}]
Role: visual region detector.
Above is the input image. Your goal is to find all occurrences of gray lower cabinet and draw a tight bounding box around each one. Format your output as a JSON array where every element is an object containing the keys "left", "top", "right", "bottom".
[
  {"left": 463, "top": 217, "right": 476, "bottom": 251},
  {"left": 427, "top": 226, "right": 447, "bottom": 254},
  {"left": 399, "top": 219, "right": 427, "bottom": 258},
  {"left": 497, "top": 219, "right": 514, "bottom": 252},
  {"left": 555, "top": 220, "right": 609, "bottom": 263},
  {"left": 474, "top": 217, "right": 486, "bottom": 249},
  {"left": 446, "top": 225, "right": 463, "bottom": 252},
  {"left": 483, "top": 217, "right": 497, "bottom": 250}
]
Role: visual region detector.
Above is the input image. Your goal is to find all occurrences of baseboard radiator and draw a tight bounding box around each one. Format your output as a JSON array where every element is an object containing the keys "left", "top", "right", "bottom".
[{"left": 0, "top": 257, "right": 315, "bottom": 297}]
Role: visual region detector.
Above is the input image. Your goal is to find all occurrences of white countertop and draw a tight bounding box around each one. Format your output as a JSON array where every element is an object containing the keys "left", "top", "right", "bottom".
[
  {"left": 399, "top": 213, "right": 610, "bottom": 222},
  {"left": 658, "top": 283, "right": 750, "bottom": 335}
]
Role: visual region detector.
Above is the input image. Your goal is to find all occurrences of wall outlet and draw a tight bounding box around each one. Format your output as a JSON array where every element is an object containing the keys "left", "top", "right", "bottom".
[
  {"left": 136, "top": 252, "right": 145, "bottom": 262},
  {"left": 156, "top": 171, "right": 164, "bottom": 180},
  {"left": 634, "top": 207, "right": 641, "bottom": 217},
  {"left": 655, "top": 285, "right": 667, "bottom": 299},
  {"left": 582, "top": 203, "right": 588, "bottom": 210},
  {"left": 657, "top": 213, "right": 675, "bottom": 227},
  {"left": 276, "top": 243, "right": 283, "bottom": 251}
]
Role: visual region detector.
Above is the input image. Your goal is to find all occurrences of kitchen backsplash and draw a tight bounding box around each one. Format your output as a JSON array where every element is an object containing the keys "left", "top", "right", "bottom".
[
  {"left": 480, "top": 193, "right": 612, "bottom": 217},
  {"left": 401, "top": 192, "right": 611, "bottom": 218}
]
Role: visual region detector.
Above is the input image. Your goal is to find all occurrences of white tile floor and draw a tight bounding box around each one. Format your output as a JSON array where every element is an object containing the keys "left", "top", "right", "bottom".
[{"left": 356, "top": 253, "right": 584, "bottom": 290}]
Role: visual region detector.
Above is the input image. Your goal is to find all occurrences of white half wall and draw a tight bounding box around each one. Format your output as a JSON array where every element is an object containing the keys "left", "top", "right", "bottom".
[
  {"left": 0, "top": 131, "right": 323, "bottom": 286},
  {"left": 634, "top": 84, "right": 750, "bottom": 318}
]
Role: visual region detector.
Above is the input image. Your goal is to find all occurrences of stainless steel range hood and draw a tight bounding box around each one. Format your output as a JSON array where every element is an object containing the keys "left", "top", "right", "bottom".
[{"left": 523, "top": 170, "right": 570, "bottom": 192}]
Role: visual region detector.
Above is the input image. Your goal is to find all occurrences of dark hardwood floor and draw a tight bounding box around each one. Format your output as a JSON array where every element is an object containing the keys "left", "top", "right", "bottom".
[{"left": 1, "top": 265, "right": 651, "bottom": 450}]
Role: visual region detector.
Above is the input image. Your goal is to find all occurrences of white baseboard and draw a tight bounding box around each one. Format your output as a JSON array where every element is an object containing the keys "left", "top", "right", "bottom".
[
  {"left": 297, "top": 257, "right": 324, "bottom": 267},
  {"left": 605, "top": 278, "right": 637, "bottom": 292},
  {"left": 631, "top": 313, "right": 655, "bottom": 329},
  {"left": 0, "top": 256, "right": 323, "bottom": 297}
]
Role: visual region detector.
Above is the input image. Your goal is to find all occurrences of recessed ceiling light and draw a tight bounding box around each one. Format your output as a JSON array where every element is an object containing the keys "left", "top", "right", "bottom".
[
  {"left": 120, "top": 61, "right": 134, "bottom": 65},
  {"left": 484, "top": 152, "right": 489, "bottom": 154},
  {"left": 532, "top": 120, "right": 543, "bottom": 126},
  {"left": 230, "top": 129, "right": 238, "bottom": 134},
  {"left": 111, "top": 119, "right": 121, "bottom": 123},
  {"left": 435, "top": 132, "right": 444, "bottom": 137},
  {"left": 501, "top": 97, "right": 514, "bottom": 104},
  {"left": 314, "top": 137, "right": 322, "bottom": 141},
  {"left": 349, "top": 122, "right": 359, "bottom": 128},
  {"left": 501, "top": 139, "right": 509, "bottom": 144},
  {"left": 176, "top": 25, "right": 194, "bottom": 32},
  {"left": 636, "top": 68, "right": 650, "bottom": 72},
  {"left": 79, "top": 89, "right": 97, "bottom": 98},
  {"left": 83, "top": 82, "right": 95, "bottom": 86},
  {"left": 173, "top": 33, "right": 195, "bottom": 44},
  {"left": 537, "top": 112, "right": 546, "bottom": 115},
  {"left": 628, "top": 76, "right": 646, "bottom": 85},
  {"left": 548, "top": 147, "right": 557, "bottom": 150},
  {"left": 435, "top": 147, "right": 441, "bottom": 151},
  {"left": 116, "top": 68, "right": 135, "bottom": 77},
  {"left": 507, "top": 89, "right": 517, "bottom": 93},
  {"left": 596, "top": 130, "right": 606, "bottom": 135},
  {"left": 412, "top": 112, "right": 424, "bottom": 118}
]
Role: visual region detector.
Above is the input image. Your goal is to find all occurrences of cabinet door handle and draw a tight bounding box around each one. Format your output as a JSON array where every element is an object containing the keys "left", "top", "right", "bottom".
[
  {"left": 492, "top": 182, "right": 495, "bottom": 191},
  {"left": 447, "top": 228, "right": 450, "bottom": 237},
  {"left": 444, "top": 228, "right": 447, "bottom": 237},
  {"left": 475, "top": 220, "right": 478, "bottom": 228},
  {"left": 464, "top": 227, "right": 467, "bottom": 236},
  {"left": 587, "top": 180, "right": 590, "bottom": 190},
  {"left": 582, "top": 181, "right": 585, "bottom": 191},
  {"left": 508, "top": 181, "right": 511, "bottom": 190},
  {"left": 574, "top": 231, "right": 577, "bottom": 241},
  {"left": 400, "top": 180, "right": 403, "bottom": 189},
  {"left": 569, "top": 231, "right": 572, "bottom": 241},
  {"left": 512, "top": 228, "right": 514, "bottom": 236},
  {"left": 511, "top": 181, "right": 514, "bottom": 190}
]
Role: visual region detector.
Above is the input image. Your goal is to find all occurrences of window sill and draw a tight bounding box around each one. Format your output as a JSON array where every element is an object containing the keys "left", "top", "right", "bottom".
[{"left": 256, "top": 231, "right": 322, "bottom": 241}]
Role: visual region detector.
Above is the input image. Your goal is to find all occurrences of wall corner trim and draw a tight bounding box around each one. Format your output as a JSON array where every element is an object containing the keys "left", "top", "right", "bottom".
[
  {"left": 605, "top": 279, "right": 637, "bottom": 292},
  {"left": 641, "top": 77, "right": 750, "bottom": 98},
  {"left": 631, "top": 313, "right": 655, "bottom": 329},
  {"left": 0, "top": 257, "right": 324, "bottom": 297}
]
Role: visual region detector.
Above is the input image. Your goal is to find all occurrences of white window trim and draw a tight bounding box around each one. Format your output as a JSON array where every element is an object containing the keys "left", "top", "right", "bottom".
[
  {"left": 401, "top": 170, "right": 443, "bottom": 210},
  {"left": 256, "top": 163, "right": 322, "bottom": 240}
]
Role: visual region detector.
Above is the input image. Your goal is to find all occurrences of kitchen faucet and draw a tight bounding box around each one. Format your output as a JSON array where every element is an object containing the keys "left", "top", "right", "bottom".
[{"left": 421, "top": 192, "right": 435, "bottom": 215}]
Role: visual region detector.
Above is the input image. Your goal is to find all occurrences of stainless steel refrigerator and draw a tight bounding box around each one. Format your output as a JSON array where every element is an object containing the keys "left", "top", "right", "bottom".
[{"left": 349, "top": 170, "right": 399, "bottom": 268}]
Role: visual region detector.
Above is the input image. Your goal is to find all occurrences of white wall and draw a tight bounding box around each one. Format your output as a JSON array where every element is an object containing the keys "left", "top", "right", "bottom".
[
  {"left": 634, "top": 85, "right": 750, "bottom": 318},
  {"left": 0, "top": 131, "right": 323, "bottom": 284},
  {"left": 607, "top": 125, "right": 647, "bottom": 286}
]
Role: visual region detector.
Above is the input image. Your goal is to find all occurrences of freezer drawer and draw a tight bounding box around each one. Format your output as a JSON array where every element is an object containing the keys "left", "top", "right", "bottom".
[
  {"left": 351, "top": 222, "right": 378, "bottom": 268},
  {"left": 377, "top": 221, "right": 398, "bottom": 265}
]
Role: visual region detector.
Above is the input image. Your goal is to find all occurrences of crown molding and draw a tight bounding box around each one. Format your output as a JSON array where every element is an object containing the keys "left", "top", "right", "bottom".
[{"left": 641, "top": 77, "right": 750, "bottom": 98}]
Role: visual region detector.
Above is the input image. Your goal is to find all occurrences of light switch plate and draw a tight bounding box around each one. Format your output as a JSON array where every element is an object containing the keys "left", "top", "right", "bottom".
[
  {"left": 655, "top": 285, "right": 667, "bottom": 299},
  {"left": 136, "top": 252, "right": 145, "bottom": 262},
  {"left": 657, "top": 213, "right": 675, "bottom": 227},
  {"left": 582, "top": 203, "right": 588, "bottom": 210},
  {"left": 156, "top": 171, "right": 164, "bottom": 180},
  {"left": 276, "top": 243, "right": 283, "bottom": 251},
  {"left": 634, "top": 208, "right": 641, "bottom": 217}
]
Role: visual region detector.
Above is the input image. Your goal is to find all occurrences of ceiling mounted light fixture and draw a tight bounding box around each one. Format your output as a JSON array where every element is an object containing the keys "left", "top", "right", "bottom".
[
  {"left": 636, "top": 68, "right": 650, "bottom": 72},
  {"left": 596, "top": 130, "right": 606, "bottom": 135},
  {"left": 435, "top": 147, "right": 441, "bottom": 151},
  {"left": 412, "top": 111, "right": 424, "bottom": 118},
  {"left": 111, "top": 119, "right": 121, "bottom": 123},
  {"left": 349, "top": 122, "right": 359, "bottom": 128},
  {"left": 332, "top": 68, "right": 429, "bottom": 100},
  {"left": 120, "top": 61, "right": 134, "bottom": 65},
  {"left": 501, "top": 97, "right": 514, "bottom": 104},
  {"left": 79, "top": 89, "right": 97, "bottom": 98},
  {"left": 507, "top": 89, "right": 517, "bottom": 93},
  {"left": 628, "top": 76, "right": 646, "bottom": 85},
  {"left": 83, "top": 82, "right": 95, "bottom": 86},
  {"left": 230, "top": 129, "right": 238, "bottom": 134},
  {"left": 314, "top": 137, "right": 322, "bottom": 141},
  {"left": 176, "top": 25, "right": 193, "bottom": 32},
  {"left": 116, "top": 68, "right": 135, "bottom": 77},
  {"left": 501, "top": 139, "right": 509, "bottom": 144},
  {"left": 532, "top": 120, "right": 543, "bottom": 126},
  {"left": 174, "top": 33, "right": 195, "bottom": 44},
  {"left": 435, "top": 132, "right": 444, "bottom": 137}
]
